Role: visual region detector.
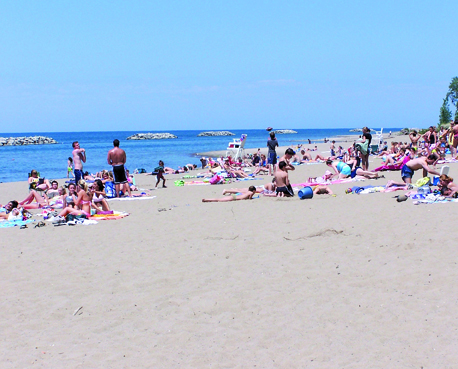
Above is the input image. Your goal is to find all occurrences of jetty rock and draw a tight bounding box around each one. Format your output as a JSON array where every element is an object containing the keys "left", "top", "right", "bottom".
[
  {"left": 127, "top": 133, "right": 178, "bottom": 140},
  {"left": 0, "top": 136, "right": 57, "bottom": 146},
  {"left": 197, "top": 131, "right": 235, "bottom": 137},
  {"left": 273, "top": 129, "right": 297, "bottom": 134}
]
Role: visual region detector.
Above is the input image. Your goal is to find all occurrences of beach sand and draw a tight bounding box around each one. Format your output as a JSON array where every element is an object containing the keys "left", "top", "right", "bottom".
[{"left": 2, "top": 133, "right": 458, "bottom": 368}]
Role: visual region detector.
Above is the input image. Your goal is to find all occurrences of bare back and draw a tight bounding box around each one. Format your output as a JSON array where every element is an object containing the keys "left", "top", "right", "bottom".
[
  {"left": 107, "top": 147, "right": 126, "bottom": 166},
  {"left": 274, "top": 169, "right": 288, "bottom": 187}
]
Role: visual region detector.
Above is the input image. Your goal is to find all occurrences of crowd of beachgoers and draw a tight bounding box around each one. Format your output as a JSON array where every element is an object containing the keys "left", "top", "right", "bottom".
[{"left": 2, "top": 122, "right": 458, "bottom": 226}]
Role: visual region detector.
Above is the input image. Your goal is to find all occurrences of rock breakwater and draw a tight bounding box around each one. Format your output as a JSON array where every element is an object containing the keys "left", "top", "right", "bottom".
[
  {"left": 0, "top": 136, "right": 57, "bottom": 146},
  {"left": 197, "top": 131, "right": 235, "bottom": 137},
  {"left": 127, "top": 133, "right": 178, "bottom": 140}
]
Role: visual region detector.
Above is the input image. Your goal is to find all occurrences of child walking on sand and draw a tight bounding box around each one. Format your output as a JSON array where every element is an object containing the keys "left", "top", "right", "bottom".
[
  {"left": 67, "top": 157, "right": 74, "bottom": 178},
  {"left": 155, "top": 160, "right": 167, "bottom": 188}
]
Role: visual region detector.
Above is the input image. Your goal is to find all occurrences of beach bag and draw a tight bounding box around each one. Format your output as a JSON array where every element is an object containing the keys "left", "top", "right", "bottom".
[
  {"left": 298, "top": 186, "right": 314, "bottom": 199},
  {"left": 65, "top": 214, "right": 87, "bottom": 222},
  {"left": 209, "top": 174, "right": 223, "bottom": 185},
  {"left": 105, "top": 181, "right": 116, "bottom": 198},
  {"left": 417, "top": 185, "right": 431, "bottom": 195}
]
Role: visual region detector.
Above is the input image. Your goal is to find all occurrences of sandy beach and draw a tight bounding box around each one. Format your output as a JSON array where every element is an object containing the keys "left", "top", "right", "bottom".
[{"left": 2, "top": 132, "right": 458, "bottom": 368}]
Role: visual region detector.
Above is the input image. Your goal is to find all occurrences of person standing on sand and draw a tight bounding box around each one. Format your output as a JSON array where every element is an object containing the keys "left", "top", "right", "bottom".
[
  {"left": 267, "top": 131, "right": 279, "bottom": 176},
  {"left": 107, "top": 139, "right": 132, "bottom": 197},
  {"left": 359, "top": 127, "right": 372, "bottom": 170},
  {"left": 72, "top": 141, "right": 86, "bottom": 184},
  {"left": 67, "top": 157, "right": 74, "bottom": 178}
]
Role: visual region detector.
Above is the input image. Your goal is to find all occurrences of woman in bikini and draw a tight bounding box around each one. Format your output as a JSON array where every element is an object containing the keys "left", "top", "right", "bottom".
[
  {"left": 438, "top": 174, "right": 458, "bottom": 198},
  {"left": 65, "top": 183, "right": 78, "bottom": 208},
  {"left": 56, "top": 179, "right": 93, "bottom": 220},
  {"left": 345, "top": 156, "right": 382, "bottom": 179},
  {"left": 18, "top": 190, "right": 49, "bottom": 209},
  {"left": 92, "top": 179, "right": 110, "bottom": 211}
]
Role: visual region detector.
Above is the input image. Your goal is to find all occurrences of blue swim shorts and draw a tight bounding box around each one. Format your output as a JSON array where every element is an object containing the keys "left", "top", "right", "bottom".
[
  {"left": 74, "top": 169, "right": 83, "bottom": 184},
  {"left": 267, "top": 152, "right": 277, "bottom": 165},
  {"left": 401, "top": 165, "right": 414, "bottom": 180}
]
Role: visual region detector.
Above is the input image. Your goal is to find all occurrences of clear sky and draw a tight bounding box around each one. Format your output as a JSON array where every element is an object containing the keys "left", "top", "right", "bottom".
[{"left": 0, "top": 0, "right": 456, "bottom": 132}]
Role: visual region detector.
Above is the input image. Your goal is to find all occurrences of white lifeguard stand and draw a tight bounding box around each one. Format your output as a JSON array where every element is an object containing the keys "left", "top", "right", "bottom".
[{"left": 226, "top": 134, "right": 247, "bottom": 161}]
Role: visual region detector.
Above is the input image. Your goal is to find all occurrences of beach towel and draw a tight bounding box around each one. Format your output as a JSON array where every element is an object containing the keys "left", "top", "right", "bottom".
[
  {"left": 355, "top": 140, "right": 369, "bottom": 155},
  {"left": 0, "top": 219, "right": 34, "bottom": 228},
  {"left": 89, "top": 211, "right": 129, "bottom": 220},
  {"left": 292, "top": 177, "right": 362, "bottom": 188},
  {"left": 107, "top": 196, "right": 156, "bottom": 201}
]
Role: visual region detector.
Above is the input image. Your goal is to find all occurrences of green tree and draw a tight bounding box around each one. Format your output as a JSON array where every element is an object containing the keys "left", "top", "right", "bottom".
[
  {"left": 446, "top": 76, "right": 458, "bottom": 120},
  {"left": 439, "top": 97, "right": 452, "bottom": 126}
]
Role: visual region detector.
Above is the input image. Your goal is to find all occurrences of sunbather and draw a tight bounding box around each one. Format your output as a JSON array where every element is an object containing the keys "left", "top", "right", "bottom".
[
  {"left": 28, "top": 169, "right": 51, "bottom": 191},
  {"left": 202, "top": 186, "right": 257, "bottom": 202},
  {"left": 18, "top": 190, "right": 49, "bottom": 209},
  {"left": 92, "top": 179, "right": 110, "bottom": 211},
  {"left": 438, "top": 174, "right": 458, "bottom": 198},
  {"left": 0, "top": 201, "right": 22, "bottom": 220},
  {"left": 54, "top": 179, "right": 93, "bottom": 220},
  {"left": 313, "top": 185, "right": 334, "bottom": 195}
]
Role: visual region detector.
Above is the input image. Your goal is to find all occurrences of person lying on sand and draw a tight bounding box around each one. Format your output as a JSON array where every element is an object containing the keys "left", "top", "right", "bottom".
[
  {"left": 438, "top": 174, "right": 458, "bottom": 198},
  {"left": 313, "top": 185, "right": 334, "bottom": 195},
  {"left": 222, "top": 180, "right": 277, "bottom": 197},
  {"left": 202, "top": 186, "right": 257, "bottom": 202},
  {"left": 0, "top": 201, "right": 22, "bottom": 220}
]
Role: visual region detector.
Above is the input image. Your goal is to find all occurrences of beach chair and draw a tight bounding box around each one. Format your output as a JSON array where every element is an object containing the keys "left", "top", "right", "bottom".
[
  {"left": 440, "top": 165, "right": 449, "bottom": 176},
  {"left": 373, "top": 128, "right": 384, "bottom": 144},
  {"left": 226, "top": 134, "right": 247, "bottom": 161}
]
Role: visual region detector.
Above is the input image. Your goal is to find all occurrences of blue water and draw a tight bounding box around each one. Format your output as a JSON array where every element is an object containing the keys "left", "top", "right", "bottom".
[{"left": 0, "top": 129, "right": 394, "bottom": 183}]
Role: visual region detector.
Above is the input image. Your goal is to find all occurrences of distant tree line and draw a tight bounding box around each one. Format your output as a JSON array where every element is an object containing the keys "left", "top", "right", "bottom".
[{"left": 439, "top": 77, "right": 458, "bottom": 126}]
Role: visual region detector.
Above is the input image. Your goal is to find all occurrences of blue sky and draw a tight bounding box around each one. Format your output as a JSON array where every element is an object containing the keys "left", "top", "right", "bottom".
[{"left": 0, "top": 0, "right": 456, "bottom": 132}]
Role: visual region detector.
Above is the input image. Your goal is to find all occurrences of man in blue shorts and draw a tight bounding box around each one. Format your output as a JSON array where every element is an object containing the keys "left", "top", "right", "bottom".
[
  {"left": 401, "top": 155, "right": 440, "bottom": 184},
  {"left": 72, "top": 141, "right": 86, "bottom": 184}
]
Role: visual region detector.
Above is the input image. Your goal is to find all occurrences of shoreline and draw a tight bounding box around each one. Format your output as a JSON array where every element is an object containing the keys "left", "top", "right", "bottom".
[{"left": 197, "top": 131, "right": 402, "bottom": 159}]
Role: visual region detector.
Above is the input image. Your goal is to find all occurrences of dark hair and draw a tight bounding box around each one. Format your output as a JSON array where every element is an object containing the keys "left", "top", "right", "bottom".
[
  {"left": 326, "top": 159, "right": 333, "bottom": 165},
  {"left": 159, "top": 160, "right": 164, "bottom": 166},
  {"left": 72, "top": 141, "right": 78, "bottom": 148},
  {"left": 113, "top": 139, "right": 120, "bottom": 147},
  {"left": 427, "top": 153, "right": 438, "bottom": 161},
  {"left": 278, "top": 161, "right": 287, "bottom": 169},
  {"left": 248, "top": 185, "right": 256, "bottom": 192},
  {"left": 9, "top": 200, "right": 18, "bottom": 209},
  {"left": 269, "top": 132, "right": 276, "bottom": 139},
  {"left": 285, "top": 148, "right": 295, "bottom": 156},
  {"left": 95, "top": 179, "right": 104, "bottom": 190},
  {"left": 68, "top": 157, "right": 73, "bottom": 162},
  {"left": 51, "top": 180, "right": 58, "bottom": 185}
]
